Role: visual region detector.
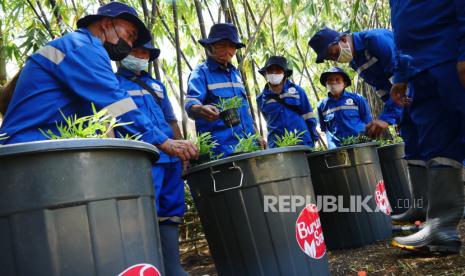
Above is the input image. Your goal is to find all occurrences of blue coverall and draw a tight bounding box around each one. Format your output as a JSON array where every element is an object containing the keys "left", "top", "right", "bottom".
[
  {"left": 256, "top": 80, "right": 319, "bottom": 148},
  {"left": 318, "top": 90, "right": 373, "bottom": 148},
  {"left": 185, "top": 57, "right": 255, "bottom": 157}
]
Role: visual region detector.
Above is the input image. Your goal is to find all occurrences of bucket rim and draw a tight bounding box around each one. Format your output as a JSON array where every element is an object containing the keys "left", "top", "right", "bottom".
[
  {"left": 377, "top": 142, "right": 404, "bottom": 150},
  {"left": 307, "top": 142, "right": 379, "bottom": 158},
  {"left": 186, "top": 145, "right": 312, "bottom": 175},
  {"left": 0, "top": 138, "right": 159, "bottom": 160}
]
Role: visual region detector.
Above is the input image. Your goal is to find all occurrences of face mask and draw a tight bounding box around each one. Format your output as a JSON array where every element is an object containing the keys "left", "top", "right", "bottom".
[
  {"left": 103, "top": 22, "right": 132, "bottom": 61},
  {"left": 337, "top": 41, "right": 353, "bottom": 63},
  {"left": 266, "top": 73, "right": 285, "bottom": 85},
  {"left": 326, "top": 83, "right": 344, "bottom": 95},
  {"left": 121, "top": 55, "right": 149, "bottom": 72}
]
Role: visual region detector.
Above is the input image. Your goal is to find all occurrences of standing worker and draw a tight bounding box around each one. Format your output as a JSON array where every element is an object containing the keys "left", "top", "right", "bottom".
[
  {"left": 256, "top": 56, "right": 319, "bottom": 148},
  {"left": 389, "top": 0, "right": 465, "bottom": 254},
  {"left": 317, "top": 67, "right": 373, "bottom": 149},
  {"left": 185, "top": 23, "right": 262, "bottom": 157},
  {"left": 117, "top": 42, "right": 187, "bottom": 275},
  {"left": 309, "top": 27, "right": 428, "bottom": 224},
  {"left": 0, "top": 2, "right": 198, "bottom": 161}
]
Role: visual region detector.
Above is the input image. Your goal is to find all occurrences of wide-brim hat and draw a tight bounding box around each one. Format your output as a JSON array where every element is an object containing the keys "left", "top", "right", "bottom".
[
  {"left": 77, "top": 1, "right": 151, "bottom": 47},
  {"left": 309, "top": 27, "right": 349, "bottom": 63},
  {"left": 141, "top": 42, "right": 160, "bottom": 61},
  {"left": 258, "top": 56, "right": 293, "bottom": 77},
  {"left": 198, "top": 23, "right": 245, "bottom": 49},
  {"left": 320, "top": 67, "right": 351, "bottom": 87}
]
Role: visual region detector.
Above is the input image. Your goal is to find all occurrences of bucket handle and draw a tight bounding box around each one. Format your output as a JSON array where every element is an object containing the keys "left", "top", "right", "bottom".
[
  {"left": 324, "top": 151, "right": 349, "bottom": 169},
  {"left": 210, "top": 162, "right": 244, "bottom": 193}
]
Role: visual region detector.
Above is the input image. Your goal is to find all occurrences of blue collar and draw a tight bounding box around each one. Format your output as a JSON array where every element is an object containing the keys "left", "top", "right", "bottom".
[
  {"left": 327, "top": 90, "right": 348, "bottom": 100},
  {"left": 77, "top": 27, "right": 103, "bottom": 47},
  {"left": 352, "top": 32, "right": 364, "bottom": 52},
  {"left": 206, "top": 57, "right": 236, "bottom": 71},
  {"left": 117, "top": 67, "right": 150, "bottom": 79}
]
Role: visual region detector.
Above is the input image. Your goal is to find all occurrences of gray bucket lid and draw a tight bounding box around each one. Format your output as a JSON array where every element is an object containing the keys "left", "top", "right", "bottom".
[
  {"left": 0, "top": 138, "right": 159, "bottom": 161},
  {"left": 307, "top": 142, "right": 379, "bottom": 158},
  {"left": 186, "top": 145, "right": 313, "bottom": 175}
]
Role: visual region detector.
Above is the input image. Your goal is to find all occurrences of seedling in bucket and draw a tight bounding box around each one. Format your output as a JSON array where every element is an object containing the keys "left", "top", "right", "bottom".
[
  {"left": 340, "top": 134, "right": 373, "bottom": 146},
  {"left": 214, "top": 96, "right": 243, "bottom": 127},
  {"left": 190, "top": 132, "right": 223, "bottom": 164},
  {"left": 274, "top": 129, "right": 306, "bottom": 147},
  {"left": 39, "top": 103, "right": 136, "bottom": 140},
  {"left": 232, "top": 133, "right": 261, "bottom": 154}
]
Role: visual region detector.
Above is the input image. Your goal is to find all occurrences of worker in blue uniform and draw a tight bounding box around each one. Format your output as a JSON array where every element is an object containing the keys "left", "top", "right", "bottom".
[
  {"left": 309, "top": 27, "right": 429, "bottom": 224},
  {"left": 185, "top": 23, "right": 261, "bottom": 157},
  {"left": 317, "top": 67, "right": 372, "bottom": 149},
  {"left": 309, "top": 27, "right": 402, "bottom": 136},
  {"left": 0, "top": 2, "right": 198, "bottom": 161},
  {"left": 117, "top": 42, "right": 186, "bottom": 276},
  {"left": 389, "top": 0, "right": 465, "bottom": 254},
  {"left": 256, "top": 56, "right": 319, "bottom": 148}
]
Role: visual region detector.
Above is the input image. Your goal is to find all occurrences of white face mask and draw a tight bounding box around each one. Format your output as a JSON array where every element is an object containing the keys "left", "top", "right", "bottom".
[
  {"left": 266, "top": 73, "right": 285, "bottom": 85},
  {"left": 121, "top": 55, "right": 149, "bottom": 72},
  {"left": 337, "top": 41, "right": 353, "bottom": 63},
  {"left": 326, "top": 83, "right": 344, "bottom": 95}
]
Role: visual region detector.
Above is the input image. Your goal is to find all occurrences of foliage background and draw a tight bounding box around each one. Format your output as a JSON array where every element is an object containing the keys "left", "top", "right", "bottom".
[{"left": 0, "top": 0, "right": 392, "bottom": 142}]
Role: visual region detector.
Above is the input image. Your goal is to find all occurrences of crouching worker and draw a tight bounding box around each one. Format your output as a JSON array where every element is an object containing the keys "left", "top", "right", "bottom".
[
  {"left": 317, "top": 67, "right": 373, "bottom": 148},
  {"left": 117, "top": 43, "right": 187, "bottom": 276},
  {"left": 256, "top": 56, "right": 319, "bottom": 148}
]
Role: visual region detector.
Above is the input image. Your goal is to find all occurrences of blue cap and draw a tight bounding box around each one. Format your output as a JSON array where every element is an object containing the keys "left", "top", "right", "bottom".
[
  {"left": 319, "top": 67, "right": 351, "bottom": 87},
  {"left": 198, "top": 23, "right": 245, "bottom": 49},
  {"left": 258, "top": 56, "right": 293, "bottom": 77},
  {"left": 308, "top": 27, "right": 348, "bottom": 63},
  {"left": 141, "top": 42, "right": 160, "bottom": 61},
  {"left": 77, "top": 1, "right": 151, "bottom": 47}
]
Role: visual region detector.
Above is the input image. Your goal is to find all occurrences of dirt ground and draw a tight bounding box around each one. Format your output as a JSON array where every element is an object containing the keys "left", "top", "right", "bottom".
[{"left": 181, "top": 219, "right": 465, "bottom": 276}]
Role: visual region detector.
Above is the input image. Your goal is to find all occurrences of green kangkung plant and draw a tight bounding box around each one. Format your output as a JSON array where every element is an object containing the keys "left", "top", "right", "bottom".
[
  {"left": 232, "top": 133, "right": 261, "bottom": 154},
  {"left": 40, "top": 103, "right": 138, "bottom": 140},
  {"left": 274, "top": 129, "right": 306, "bottom": 147},
  {"left": 190, "top": 132, "right": 223, "bottom": 160},
  {"left": 214, "top": 96, "right": 243, "bottom": 112},
  {"left": 339, "top": 134, "right": 373, "bottom": 146}
]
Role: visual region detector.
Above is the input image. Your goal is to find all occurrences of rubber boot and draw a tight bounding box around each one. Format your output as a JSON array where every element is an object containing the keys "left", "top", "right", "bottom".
[
  {"left": 392, "top": 158, "right": 464, "bottom": 254},
  {"left": 159, "top": 224, "right": 188, "bottom": 276},
  {"left": 392, "top": 164, "right": 428, "bottom": 224}
]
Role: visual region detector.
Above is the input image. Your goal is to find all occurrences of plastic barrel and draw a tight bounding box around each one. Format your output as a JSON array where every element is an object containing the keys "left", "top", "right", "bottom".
[
  {"left": 186, "top": 146, "right": 330, "bottom": 276},
  {"left": 0, "top": 139, "right": 164, "bottom": 276},
  {"left": 307, "top": 143, "right": 392, "bottom": 250},
  {"left": 377, "top": 143, "right": 411, "bottom": 215}
]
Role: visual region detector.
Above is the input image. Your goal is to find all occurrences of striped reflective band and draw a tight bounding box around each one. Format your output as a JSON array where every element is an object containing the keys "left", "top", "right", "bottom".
[
  {"left": 158, "top": 216, "right": 183, "bottom": 224},
  {"left": 103, "top": 98, "right": 137, "bottom": 118},
  {"left": 128, "top": 89, "right": 164, "bottom": 99},
  {"left": 302, "top": 112, "right": 316, "bottom": 120},
  {"left": 280, "top": 94, "right": 300, "bottom": 99},
  {"left": 322, "top": 105, "right": 359, "bottom": 116},
  {"left": 357, "top": 56, "right": 378, "bottom": 74},
  {"left": 207, "top": 82, "right": 244, "bottom": 90},
  {"left": 37, "top": 45, "right": 65, "bottom": 65}
]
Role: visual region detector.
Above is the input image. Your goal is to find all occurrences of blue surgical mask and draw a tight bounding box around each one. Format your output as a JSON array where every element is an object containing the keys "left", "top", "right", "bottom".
[{"left": 121, "top": 55, "right": 149, "bottom": 72}]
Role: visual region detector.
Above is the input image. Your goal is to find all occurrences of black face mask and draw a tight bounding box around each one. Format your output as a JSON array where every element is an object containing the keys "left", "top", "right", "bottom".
[{"left": 103, "top": 22, "right": 132, "bottom": 61}]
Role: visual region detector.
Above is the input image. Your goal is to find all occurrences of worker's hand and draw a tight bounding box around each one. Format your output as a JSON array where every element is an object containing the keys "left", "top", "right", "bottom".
[
  {"left": 390, "top": 82, "right": 411, "bottom": 107},
  {"left": 258, "top": 136, "right": 267, "bottom": 149},
  {"left": 182, "top": 160, "right": 190, "bottom": 174},
  {"left": 191, "top": 104, "right": 220, "bottom": 121},
  {"left": 366, "top": 119, "right": 389, "bottom": 138},
  {"left": 158, "top": 139, "right": 199, "bottom": 161},
  {"left": 457, "top": 61, "right": 465, "bottom": 89}
]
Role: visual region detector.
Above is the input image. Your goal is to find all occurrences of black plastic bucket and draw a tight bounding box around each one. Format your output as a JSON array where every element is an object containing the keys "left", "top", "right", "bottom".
[
  {"left": 307, "top": 143, "right": 392, "bottom": 250},
  {"left": 0, "top": 139, "right": 164, "bottom": 276},
  {"left": 377, "top": 143, "right": 411, "bottom": 215},
  {"left": 186, "top": 146, "right": 330, "bottom": 276},
  {"left": 220, "top": 108, "right": 241, "bottom": 127}
]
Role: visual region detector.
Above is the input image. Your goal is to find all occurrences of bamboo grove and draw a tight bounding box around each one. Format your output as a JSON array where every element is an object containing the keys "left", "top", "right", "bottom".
[{"left": 0, "top": 0, "right": 392, "bottom": 140}]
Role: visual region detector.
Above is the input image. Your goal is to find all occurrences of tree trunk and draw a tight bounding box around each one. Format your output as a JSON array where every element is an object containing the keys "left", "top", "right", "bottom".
[
  {"left": 172, "top": 0, "right": 187, "bottom": 137},
  {"left": 0, "top": 20, "right": 7, "bottom": 85}
]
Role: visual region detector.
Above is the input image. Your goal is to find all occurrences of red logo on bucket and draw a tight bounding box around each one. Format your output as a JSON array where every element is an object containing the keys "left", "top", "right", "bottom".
[
  {"left": 295, "top": 204, "right": 326, "bottom": 259},
  {"left": 375, "top": 180, "right": 391, "bottom": 216},
  {"left": 118, "top": 264, "right": 161, "bottom": 276}
]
